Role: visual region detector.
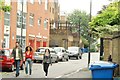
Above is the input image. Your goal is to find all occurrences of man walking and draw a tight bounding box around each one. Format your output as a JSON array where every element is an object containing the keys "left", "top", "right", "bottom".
[{"left": 11, "top": 42, "right": 23, "bottom": 77}]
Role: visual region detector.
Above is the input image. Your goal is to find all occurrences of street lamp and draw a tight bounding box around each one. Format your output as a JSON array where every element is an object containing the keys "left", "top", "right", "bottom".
[{"left": 88, "top": 0, "right": 92, "bottom": 67}]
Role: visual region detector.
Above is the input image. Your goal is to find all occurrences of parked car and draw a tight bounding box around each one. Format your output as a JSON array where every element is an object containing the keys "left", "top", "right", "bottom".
[
  {"left": 0, "top": 48, "right": 24, "bottom": 72},
  {"left": 68, "top": 47, "right": 82, "bottom": 59},
  {"left": 33, "top": 47, "right": 58, "bottom": 63},
  {"left": 33, "top": 47, "right": 46, "bottom": 63},
  {"left": 54, "top": 47, "right": 69, "bottom": 61},
  {"left": 48, "top": 48, "right": 59, "bottom": 63},
  {"left": 33, "top": 49, "right": 45, "bottom": 63}
]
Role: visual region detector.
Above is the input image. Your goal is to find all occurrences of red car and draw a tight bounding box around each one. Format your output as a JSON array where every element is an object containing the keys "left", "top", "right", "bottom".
[{"left": 0, "top": 48, "right": 24, "bottom": 72}]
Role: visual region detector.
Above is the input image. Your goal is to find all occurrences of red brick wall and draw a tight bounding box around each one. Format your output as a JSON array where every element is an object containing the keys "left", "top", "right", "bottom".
[
  {"left": 27, "top": 1, "right": 50, "bottom": 51},
  {"left": 9, "top": 2, "right": 17, "bottom": 48},
  {"left": 0, "top": 11, "right": 4, "bottom": 48}
]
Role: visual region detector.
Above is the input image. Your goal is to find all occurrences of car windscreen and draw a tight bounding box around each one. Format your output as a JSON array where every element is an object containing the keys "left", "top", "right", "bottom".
[
  {"left": 36, "top": 48, "right": 45, "bottom": 52},
  {"left": 54, "top": 48, "right": 61, "bottom": 53},
  {"left": 0, "top": 50, "right": 10, "bottom": 56},
  {"left": 40, "top": 51, "right": 45, "bottom": 54}
]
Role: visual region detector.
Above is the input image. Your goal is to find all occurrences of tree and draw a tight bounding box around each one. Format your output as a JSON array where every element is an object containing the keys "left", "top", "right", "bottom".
[
  {"left": 0, "top": 0, "right": 11, "bottom": 12},
  {"left": 67, "top": 9, "right": 90, "bottom": 47},
  {"left": 89, "top": 1, "right": 120, "bottom": 37}
]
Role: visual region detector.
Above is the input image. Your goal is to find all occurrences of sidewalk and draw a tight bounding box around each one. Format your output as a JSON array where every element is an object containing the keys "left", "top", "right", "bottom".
[
  {"left": 62, "top": 68, "right": 91, "bottom": 78},
  {"left": 62, "top": 68, "right": 120, "bottom": 80}
]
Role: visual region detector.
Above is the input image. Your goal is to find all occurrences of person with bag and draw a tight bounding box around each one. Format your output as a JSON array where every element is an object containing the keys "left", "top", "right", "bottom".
[
  {"left": 42, "top": 48, "right": 52, "bottom": 78},
  {"left": 24, "top": 46, "right": 33, "bottom": 76},
  {"left": 11, "top": 42, "right": 23, "bottom": 77}
]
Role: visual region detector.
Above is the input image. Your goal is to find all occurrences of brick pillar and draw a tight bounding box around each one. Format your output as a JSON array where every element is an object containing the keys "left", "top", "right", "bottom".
[
  {"left": 103, "top": 38, "right": 112, "bottom": 61},
  {"left": 112, "top": 38, "right": 120, "bottom": 76}
]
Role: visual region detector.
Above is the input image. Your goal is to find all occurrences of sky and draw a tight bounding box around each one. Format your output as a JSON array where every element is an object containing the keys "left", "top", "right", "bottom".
[{"left": 58, "top": 0, "right": 111, "bottom": 16}]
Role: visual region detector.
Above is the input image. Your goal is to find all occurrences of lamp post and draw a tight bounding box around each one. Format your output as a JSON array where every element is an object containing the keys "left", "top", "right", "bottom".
[
  {"left": 79, "top": 18, "right": 81, "bottom": 47},
  {"left": 88, "top": 0, "right": 92, "bottom": 67}
]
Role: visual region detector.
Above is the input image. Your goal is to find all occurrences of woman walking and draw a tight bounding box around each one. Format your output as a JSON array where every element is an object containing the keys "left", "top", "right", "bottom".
[
  {"left": 43, "top": 49, "right": 52, "bottom": 78},
  {"left": 24, "top": 46, "right": 33, "bottom": 75}
]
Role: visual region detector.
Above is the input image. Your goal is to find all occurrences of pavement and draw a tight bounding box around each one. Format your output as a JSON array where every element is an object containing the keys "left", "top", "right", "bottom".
[
  {"left": 62, "top": 68, "right": 91, "bottom": 78},
  {"left": 62, "top": 68, "right": 120, "bottom": 80}
]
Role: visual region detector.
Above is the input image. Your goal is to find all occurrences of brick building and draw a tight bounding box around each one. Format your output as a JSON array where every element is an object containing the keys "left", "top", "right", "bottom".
[
  {"left": 49, "top": 13, "right": 83, "bottom": 49},
  {"left": 0, "top": 0, "right": 59, "bottom": 51}
]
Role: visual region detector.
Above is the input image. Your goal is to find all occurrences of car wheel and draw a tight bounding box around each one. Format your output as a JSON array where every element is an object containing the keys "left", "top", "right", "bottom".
[
  {"left": 33, "top": 60, "right": 36, "bottom": 63},
  {"left": 62, "top": 57, "right": 66, "bottom": 62},
  {"left": 55, "top": 57, "right": 59, "bottom": 63},
  {"left": 69, "top": 57, "right": 71, "bottom": 59},
  {"left": 10, "top": 64, "right": 14, "bottom": 72},
  {"left": 79, "top": 56, "right": 82, "bottom": 59},
  {"left": 20, "top": 64, "right": 24, "bottom": 70},
  {"left": 76, "top": 56, "right": 79, "bottom": 60},
  {"left": 66, "top": 58, "right": 69, "bottom": 61}
]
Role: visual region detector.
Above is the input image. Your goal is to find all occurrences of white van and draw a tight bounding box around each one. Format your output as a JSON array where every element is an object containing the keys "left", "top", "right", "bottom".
[{"left": 68, "top": 47, "right": 82, "bottom": 59}]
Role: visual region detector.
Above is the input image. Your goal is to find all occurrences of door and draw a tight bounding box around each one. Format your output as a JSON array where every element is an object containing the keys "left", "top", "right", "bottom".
[
  {"left": 43, "top": 42, "right": 46, "bottom": 47},
  {"left": 36, "top": 41, "right": 40, "bottom": 49}
]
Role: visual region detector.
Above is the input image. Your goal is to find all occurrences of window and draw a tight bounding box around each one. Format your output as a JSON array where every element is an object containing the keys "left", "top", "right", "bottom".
[
  {"left": 50, "top": 7, "right": 51, "bottom": 12},
  {"left": 4, "top": 12, "right": 10, "bottom": 26},
  {"left": 44, "top": 19, "right": 48, "bottom": 29},
  {"left": 29, "top": 13, "right": 34, "bottom": 26},
  {"left": 52, "top": 8, "right": 54, "bottom": 14},
  {"left": 38, "top": 0, "right": 42, "bottom": 4},
  {"left": 23, "top": 0, "right": 27, "bottom": 4},
  {"left": 16, "top": 36, "right": 21, "bottom": 42},
  {"left": 38, "top": 18, "right": 41, "bottom": 26},
  {"left": 16, "top": 36, "right": 26, "bottom": 50},
  {"left": 17, "top": 11, "right": 26, "bottom": 29},
  {"left": 30, "top": 0, "right": 34, "bottom": 4},
  {"left": 45, "top": 0, "right": 48, "bottom": 10}
]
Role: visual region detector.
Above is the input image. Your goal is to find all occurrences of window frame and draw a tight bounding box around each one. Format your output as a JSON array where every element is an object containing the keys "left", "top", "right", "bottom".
[{"left": 29, "top": 13, "right": 34, "bottom": 26}]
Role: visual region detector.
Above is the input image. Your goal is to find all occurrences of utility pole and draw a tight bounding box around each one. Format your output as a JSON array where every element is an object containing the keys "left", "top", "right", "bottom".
[
  {"left": 21, "top": 0, "right": 23, "bottom": 48},
  {"left": 79, "top": 18, "right": 81, "bottom": 47},
  {"left": 66, "top": 21, "right": 68, "bottom": 49},
  {"left": 88, "top": 0, "right": 92, "bottom": 67}
]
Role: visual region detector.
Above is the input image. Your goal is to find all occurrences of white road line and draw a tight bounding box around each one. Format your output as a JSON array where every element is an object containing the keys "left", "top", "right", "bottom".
[
  {"left": 55, "top": 75, "right": 63, "bottom": 78},
  {"left": 55, "top": 68, "right": 83, "bottom": 78}
]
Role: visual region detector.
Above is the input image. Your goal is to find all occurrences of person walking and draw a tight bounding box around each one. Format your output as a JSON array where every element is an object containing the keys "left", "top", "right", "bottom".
[
  {"left": 42, "top": 49, "right": 52, "bottom": 78},
  {"left": 24, "top": 46, "right": 33, "bottom": 75},
  {"left": 11, "top": 42, "right": 23, "bottom": 77}
]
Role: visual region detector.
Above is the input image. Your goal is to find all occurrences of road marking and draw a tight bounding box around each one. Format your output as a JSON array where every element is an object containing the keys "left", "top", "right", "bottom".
[
  {"left": 55, "top": 75, "right": 63, "bottom": 78},
  {"left": 55, "top": 68, "right": 83, "bottom": 78}
]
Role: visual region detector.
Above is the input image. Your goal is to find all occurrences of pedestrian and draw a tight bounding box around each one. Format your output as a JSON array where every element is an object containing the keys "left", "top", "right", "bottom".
[
  {"left": 42, "top": 49, "right": 52, "bottom": 78},
  {"left": 24, "top": 46, "right": 33, "bottom": 76},
  {"left": 11, "top": 42, "right": 23, "bottom": 77}
]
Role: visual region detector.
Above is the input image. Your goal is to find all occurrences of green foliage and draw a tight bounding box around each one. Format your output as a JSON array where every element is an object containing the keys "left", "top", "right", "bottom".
[
  {"left": 89, "top": 2, "right": 120, "bottom": 37},
  {"left": 2, "top": 5, "right": 11, "bottom": 12},
  {"left": 67, "top": 9, "right": 90, "bottom": 45},
  {"left": 0, "top": 0, "right": 11, "bottom": 12},
  {"left": 81, "top": 36, "right": 89, "bottom": 47}
]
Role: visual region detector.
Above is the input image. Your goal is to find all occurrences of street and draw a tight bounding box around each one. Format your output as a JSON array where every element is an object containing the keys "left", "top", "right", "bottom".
[{"left": 0, "top": 52, "right": 99, "bottom": 78}]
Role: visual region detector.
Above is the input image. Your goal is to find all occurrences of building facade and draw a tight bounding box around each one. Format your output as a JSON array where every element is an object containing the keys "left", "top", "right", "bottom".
[
  {"left": 0, "top": 0, "right": 59, "bottom": 51},
  {"left": 49, "top": 12, "right": 83, "bottom": 49}
]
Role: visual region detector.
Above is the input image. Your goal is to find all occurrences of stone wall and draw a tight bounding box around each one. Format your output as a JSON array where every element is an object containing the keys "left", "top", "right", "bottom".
[
  {"left": 103, "top": 31, "right": 120, "bottom": 76},
  {"left": 112, "top": 31, "right": 120, "bottom": 76},
  {"left": 103, "top": 38, "right": 112, "bottom": 61}
]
